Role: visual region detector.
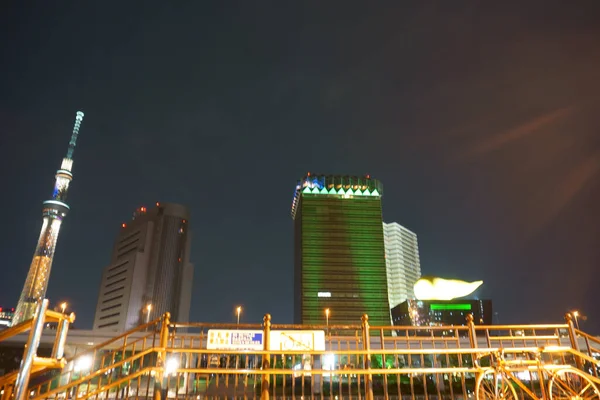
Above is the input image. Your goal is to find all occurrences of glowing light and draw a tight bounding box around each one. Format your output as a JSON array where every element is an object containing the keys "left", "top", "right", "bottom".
[
  {"left": 430, "top": 303, "right": 472, "bottom": 311},
  {"left": 42, "top": 200, "right": 70, "bottom": 210},
  {"left": 60, "top": 158, "right": 73, "bottom": 171},
  {"left": 74, "top": 355, "right": 93, "bottom": 372},
  {"left": 165, "top": 357, "right": 179, "bottom": 376},
  {"left": 323, "top": 354, "right": 335, "bottom": 370},
  {"left": 414, "top": 277, "right": 483, "bottom": 301},
  {"left": 318, "top": 292, "right": 331, "bottom": 297},
  {"left": 122, "top": 223, "right": 126, "bottom": 228}
]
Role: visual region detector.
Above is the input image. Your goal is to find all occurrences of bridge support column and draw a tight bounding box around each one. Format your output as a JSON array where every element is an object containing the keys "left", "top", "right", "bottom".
[
  {"left": 261, "top": 314, "right": 271, "bottom": 400},
  {"left": 153, "top": 312, "right": 171, "bottom": 400},
  {"left": 361, "top": 314, "right": 373, "bottom": 400},
  {"left": 14, "top": 299, "right": 48, "bottom": 400}
]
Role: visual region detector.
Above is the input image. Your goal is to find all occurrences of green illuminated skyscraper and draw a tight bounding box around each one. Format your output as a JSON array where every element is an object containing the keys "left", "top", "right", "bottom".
[{"left": 291, "top": 174, "right": 390, "bottom": 326}]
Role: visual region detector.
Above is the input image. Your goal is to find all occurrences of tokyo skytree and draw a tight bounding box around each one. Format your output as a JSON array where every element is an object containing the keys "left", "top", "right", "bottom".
[{"left": 12, "top": 111, "right": 85, "bottom": 326}]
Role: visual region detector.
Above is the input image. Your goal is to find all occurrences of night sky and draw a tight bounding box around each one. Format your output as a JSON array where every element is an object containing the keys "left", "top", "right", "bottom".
[{"left": 1, "top": 2, "right": 599, "bottom": 332}]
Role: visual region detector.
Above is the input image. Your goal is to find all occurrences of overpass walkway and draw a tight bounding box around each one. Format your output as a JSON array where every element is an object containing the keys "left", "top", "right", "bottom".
[{"left": 1, "top": 299, "right": 599, "bottom": 400}]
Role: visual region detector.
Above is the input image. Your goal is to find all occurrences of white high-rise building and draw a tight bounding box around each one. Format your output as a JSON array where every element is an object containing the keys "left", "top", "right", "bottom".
[
  {"left": 93, "top": 203, "right": 194, "bottom": 332},
  {"left": 383, "top": 222, "right": 421, "bottom": 309}
]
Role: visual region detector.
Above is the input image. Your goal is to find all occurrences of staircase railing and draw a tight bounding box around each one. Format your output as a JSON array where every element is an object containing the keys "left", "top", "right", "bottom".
[
  {"left": 0, "top": 299, "right": 75, "bottom": 400},
  {"left": 3, "top": 310, "right": 599, "bottom": 400},
  {"left": 28, "top": 313, "right": 170, "bottom": 400}
]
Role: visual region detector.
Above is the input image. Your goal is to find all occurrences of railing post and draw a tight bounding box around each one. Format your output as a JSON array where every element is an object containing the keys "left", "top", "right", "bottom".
[
  {"left": 361, "top": 314, "right": 373, "bottom": 400},
  {"left": 261, "top": 313, "right": 271, "bottom": 400},
  {"left": 466, "top": 314, "right": 477, "bottom": 349},
  {"left": 153, "top": 312, "right": 171, "bottom": 400},
  {"left": 565, "top": 313, "right": 584, "bottom": 370},
  {"left": 51, "top": 312, "right": 74, "bottom": 360},
  {"left": 14, "top": 299, "right": 49, "bottom": 400},
  {"left": 1, "top": 384, "right": 13, "bottom": 400}
]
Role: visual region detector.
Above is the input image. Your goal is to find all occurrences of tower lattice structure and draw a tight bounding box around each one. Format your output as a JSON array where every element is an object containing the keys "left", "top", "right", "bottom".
[{"left": 12, "top": 111, "right": 85, "bottom": 326}]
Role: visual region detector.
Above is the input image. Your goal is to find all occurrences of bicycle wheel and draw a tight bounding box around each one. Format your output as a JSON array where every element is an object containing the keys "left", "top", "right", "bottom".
[
  {"left": 476, "top": 369, "right": 518, "bottom": 400},
  {"left": 548, "top": 367, "right": 599, "bottom": 400}
]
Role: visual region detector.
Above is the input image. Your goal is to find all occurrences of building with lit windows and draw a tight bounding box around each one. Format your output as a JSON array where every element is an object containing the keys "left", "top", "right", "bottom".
[
  {"left": 391, "top": 299, "right": 492, "bottom": 335},
  {"left": 93, "top": 203, "right": 193, "bottom": 332},
  {"left": 291, "top": 174, "right": 390, "bottom": 326},
  {"left": 0, "top": 307, "right": 15, "bottom": 330},
  {"left": 383, "top": 222, "right": 421, "bottom": 309}
]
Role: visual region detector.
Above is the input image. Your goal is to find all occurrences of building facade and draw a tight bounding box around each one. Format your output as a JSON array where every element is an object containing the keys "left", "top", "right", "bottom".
[
  {"left": 0, "top": 307, "right": 15, "bottom": 330},
  {"left": 291, "top": 174, "right": 390, "bottom": 326},
  {"left": 383, "top": 222, "right": 421, "bottom": 309},
  {"left": 391, "top": 299, "right": 493, "bottom": 335},
  {"left": 93, "top": 203, "right": 194, "bottom": 331}
]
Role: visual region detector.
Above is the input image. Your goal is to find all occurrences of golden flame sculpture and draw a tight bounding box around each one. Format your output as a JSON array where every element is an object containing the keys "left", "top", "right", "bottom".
[{"left": 414, "top": 276, "right": 483, "bottom": 300}]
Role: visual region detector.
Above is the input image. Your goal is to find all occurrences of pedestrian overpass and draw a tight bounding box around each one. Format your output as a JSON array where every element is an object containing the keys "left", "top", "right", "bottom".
[{"left": 1, "top": 300, "right": 599, "bottom": 400}]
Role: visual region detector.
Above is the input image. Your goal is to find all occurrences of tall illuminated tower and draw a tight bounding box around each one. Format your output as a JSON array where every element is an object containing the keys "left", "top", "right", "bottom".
[
  {"left": 383, "top": 222, "right": 421, "bottom": 308},
  {"left": 291, "top": 174, "right": 390, "bottom": 326},
  {"left": 12, "top": 111, "right": 85, "bottom": 326}
]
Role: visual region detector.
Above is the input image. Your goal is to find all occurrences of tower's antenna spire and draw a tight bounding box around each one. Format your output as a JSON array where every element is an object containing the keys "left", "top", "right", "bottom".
[{"left": 66, "top": 111, "right": 85, "bottom": 159}]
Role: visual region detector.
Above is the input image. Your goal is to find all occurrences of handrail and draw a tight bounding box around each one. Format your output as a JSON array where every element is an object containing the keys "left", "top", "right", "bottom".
[
  {"left": 0, "top": 359, "right": 65, "bottom": 389},
  {"left": 60, "top": 317, "right": 161, "bottom": 364},
  {"left": 0, "top": 320, "right": 36, "bottom": 343},
  {"left": 475, "top": 323, "right": 569, "bottom": 330},
  {"left": 162, "top": 346, "right": 569, "bottom": 356},
  {"left": 70, "top": 367, "right": 153, "bottom": 400},
  {"left": 30, "top": 367, "right": 155, "bottom": 400},
  {"left": 0, "top": 310, "right": 75, "bottom": 343},
  {"left": 30, "top": 347, "right": 157, "bottom": 400}
]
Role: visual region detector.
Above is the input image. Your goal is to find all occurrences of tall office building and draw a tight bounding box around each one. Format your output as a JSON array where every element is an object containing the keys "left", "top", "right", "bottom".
[
  {"left": 93, "top": 203, "right": 194, "bottom": 331},
  {"left": 383, "top": 222, "right": 421, "bottom": 309},
  {"left": 12, "top": 112, "right": 85, "bottom": 326},
  {"left": 291, "top": 174, "right": 390, "bottom": 326}
]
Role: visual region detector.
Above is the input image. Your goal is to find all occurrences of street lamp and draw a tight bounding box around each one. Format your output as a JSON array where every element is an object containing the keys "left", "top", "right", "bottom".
[
  {"left": 325, "top": 308, "right": 330, "bottom": 331},
  {"left": 236, "top": 306, "right": 242, "bottom": 325},
  {"left": 146, "top": 304, "right": 152, "bottom": 324},
  {"left": 60, "top": 302, "right": 67, "bottom": 314},
  {"left": 571, "top": 310, "right": 585, "bottom": 331}
]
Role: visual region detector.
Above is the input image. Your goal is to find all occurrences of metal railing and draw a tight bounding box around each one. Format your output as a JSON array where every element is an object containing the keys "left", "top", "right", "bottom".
[
  {"left": 0, "top": 299, "right": 75, "bottom": 400},
  {"left": 2, "top": 309, "right": 598, "bottom": 400}
]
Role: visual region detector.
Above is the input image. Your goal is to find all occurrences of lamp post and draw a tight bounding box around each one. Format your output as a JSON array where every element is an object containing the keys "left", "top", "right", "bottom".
[
  {"left": 60, "top": 302, "right": 67, "bottom": 314},
  {"left": 325, "top": 308, "right": 330, "bottom": 332},
  {"left": 146, "top": 304, "right": 152, "bottom": 324},
  {"left": 236, "top": 306, "right": 242, "bottom": 326},
  {"left": 572, "top": 311, "right": 582, "bottom": 330}
]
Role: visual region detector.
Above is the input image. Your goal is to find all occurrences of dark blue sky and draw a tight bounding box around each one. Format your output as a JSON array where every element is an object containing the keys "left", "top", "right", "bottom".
[{"left": 1, "top": 2, "right": 599, "bottom": 331}]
